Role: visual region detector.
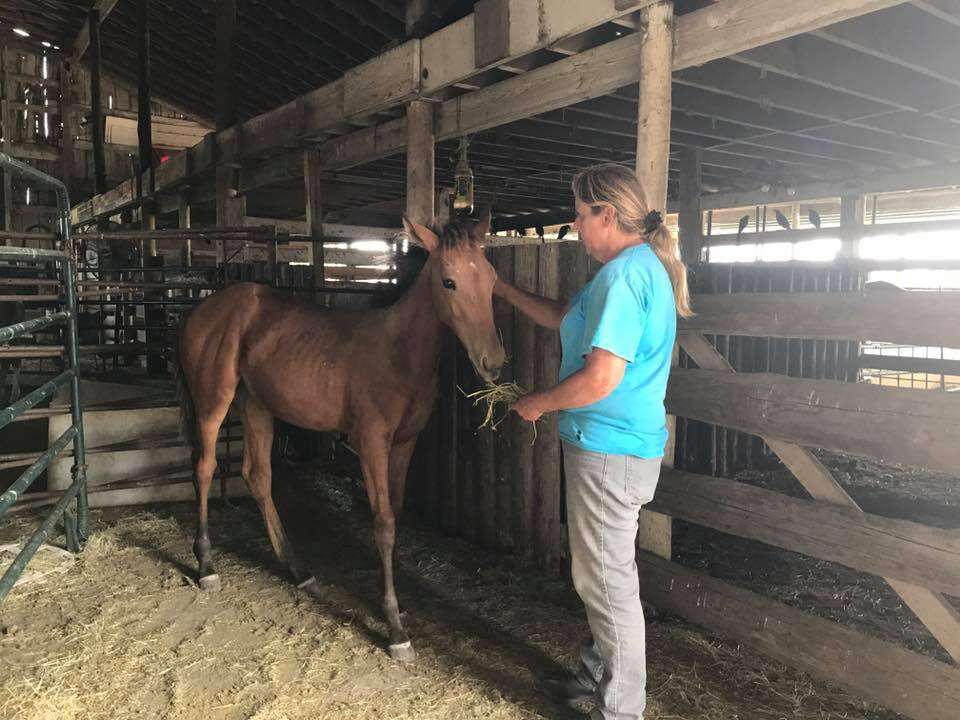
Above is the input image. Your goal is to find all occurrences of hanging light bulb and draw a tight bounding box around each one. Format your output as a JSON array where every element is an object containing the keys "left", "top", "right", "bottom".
[{"left": 452, "top": 136, "right": 474, "bottom": 216}]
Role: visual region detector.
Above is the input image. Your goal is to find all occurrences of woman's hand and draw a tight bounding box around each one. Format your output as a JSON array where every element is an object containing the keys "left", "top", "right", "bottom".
[{"left": 511, "top": 393, "right": 544, "bottom": 422}]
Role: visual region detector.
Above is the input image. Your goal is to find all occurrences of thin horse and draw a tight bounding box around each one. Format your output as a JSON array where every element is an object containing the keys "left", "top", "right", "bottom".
[{"left": 176, "top": 211, "right": 504, "bottom": 661}]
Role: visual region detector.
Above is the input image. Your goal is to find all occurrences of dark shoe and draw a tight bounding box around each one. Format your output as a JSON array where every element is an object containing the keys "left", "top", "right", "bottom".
[{"left": 536, "top": 674, "right": 597, "bottom": 714}]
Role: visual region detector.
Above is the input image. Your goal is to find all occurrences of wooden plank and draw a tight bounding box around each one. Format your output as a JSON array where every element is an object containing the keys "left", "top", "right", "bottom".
[
  {"left": 439, "top": 333, "right": 459, "bottom": 534},
  {"left": 636, "top": 552, "right": 960, "bottom": 720},
  {"left": 490, "top": 246, "right": 516, "bottom": 551},
  {"left": 857, "top": 353, "right": 960, "bottom": 377},
  {"left": 649, "top": 468, "right": 960, "bottom": 596},
  {"left": 666, "top": 367, "right": 960, "bottom": 474},
  {"left": 215, "top": 0, "right": 239, "bottom": 132},
  {"left": 457, "top": 344, "right": 478, "bottom": 541},
  {"left": 682, "top": 291, "right": 960, "bottom": 347},
  {"left": 512, "top": 244, "right": 538, "bottom": 556},
  {"left": 534, "top": 242, "right": 562, "bottom": 570}
]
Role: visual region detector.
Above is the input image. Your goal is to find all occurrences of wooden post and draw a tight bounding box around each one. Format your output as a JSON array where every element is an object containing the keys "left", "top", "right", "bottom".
[
  {"left": 678, "top": 147, "right": 703, "bottom": 265},
  {"left": 178, "top": 190, "right": 192, "bottom": 268},
  {"left": 635, "top": 0, "right": 674, "bottom": 561},
  {"left": 840, "top": 194, "right": 865, "bottom": 258},
  {"left": 89, "top": 8, "right": 107, "bottom": 203},
  {"left": 405, "top": 101, "right": 435, "bottom": 226},
  {"left": 1, "top": 46, "right": 13, "bottom": 235},
  {"left": 215, "top": 0, "right": 239, "bottom": 132},
  {"left": 214, "top": 0, "right": 241, "bottom": 268},
  {"left": 304, "top": 149, "right": 324, "bottom": 300},
  {"left": 136, "top": 0, "right": 153, "bottom": 211}
]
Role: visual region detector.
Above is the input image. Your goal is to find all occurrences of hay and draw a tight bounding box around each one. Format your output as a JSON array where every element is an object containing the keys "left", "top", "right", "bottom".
[{"left": 459, "top": 382, "right": 538, "bottom": 443}]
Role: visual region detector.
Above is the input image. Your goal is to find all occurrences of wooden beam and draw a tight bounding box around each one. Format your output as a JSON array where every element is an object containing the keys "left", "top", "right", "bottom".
[
  {"left": 700, "top": 160, "right": 960, "bottom": 211},
  {"left": 636, "top": 551, "right": 960, "bottom": 720},
  {"left": 405, "top": 0, "right": 432, "bottom": 38},
  {"left": 215, "top": 0, "right": 239, "bottom": 131},
  {"left": 405, "top": 100, "right": 434, "bottom": 225},
  {"left": 72, "top": 1, "right": 659, "bottom": 222},
  {"left": 667, "top": 367, "right": 960, "bottom": 475},
  {"left": 71, "top": 0, "right": 121, "bottom": 62},
  {"left": 682, "top": 290, "right": 960, "bottom": 347},
  {"left": 704, "top": 216, "right": 960, "bottom": 247},
  {"left": 650, "top": 468, "right": 960, "bottom": 596},
  {"left": 839, "top": 192, "right": 865, "bottom": 257},
  {"left": 318, "top": 0, "right": 911, "bottom": 172},
  {"left": 633, "top": 1, "right": 674, "bottom": 562}
]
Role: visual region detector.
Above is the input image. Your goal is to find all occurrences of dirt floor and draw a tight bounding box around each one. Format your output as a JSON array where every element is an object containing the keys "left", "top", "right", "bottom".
[{"left": 0, "top": 462, "right": 908, "bottom": 720}]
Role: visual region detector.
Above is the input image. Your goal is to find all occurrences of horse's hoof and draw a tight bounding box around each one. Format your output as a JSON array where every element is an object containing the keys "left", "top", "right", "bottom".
[
  {"left": 297, "top": 576, "right": 322, "bottom": 596},
  {"left": 389, "top": 641, "right": 416, "bottom": 663},
  {"left": 199, "top": 573, "right": 221, "bottom": 592}
]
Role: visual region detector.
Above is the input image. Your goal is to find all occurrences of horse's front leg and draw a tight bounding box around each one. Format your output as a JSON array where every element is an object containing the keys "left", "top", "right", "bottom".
[{"left": 358, "top": 432, "right": 416, "bottom": 662}]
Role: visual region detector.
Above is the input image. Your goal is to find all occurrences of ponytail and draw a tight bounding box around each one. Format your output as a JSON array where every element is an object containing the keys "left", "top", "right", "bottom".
[{"left": 572, "top": 163, "right": 694, "bottom": 319}]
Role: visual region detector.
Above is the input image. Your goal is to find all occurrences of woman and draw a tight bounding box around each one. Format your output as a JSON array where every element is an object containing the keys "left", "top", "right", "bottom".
[{"left": 495, "top": 163, "right": 693, "bottom": 720}]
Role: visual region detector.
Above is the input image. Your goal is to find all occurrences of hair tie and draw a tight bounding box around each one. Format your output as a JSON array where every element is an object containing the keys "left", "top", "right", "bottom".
[{"left": 643, "top": 210, "right": 663, "bottom": 234}]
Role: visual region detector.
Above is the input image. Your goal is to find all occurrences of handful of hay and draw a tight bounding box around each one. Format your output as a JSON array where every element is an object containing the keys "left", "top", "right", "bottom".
[{"left": 459, "top": 382, "right": 538, "bottom": 442}]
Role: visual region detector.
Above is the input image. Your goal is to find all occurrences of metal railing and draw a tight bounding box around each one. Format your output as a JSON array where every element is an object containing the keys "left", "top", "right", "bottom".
[{"left": 0, "top": 151, "right": 88, "bottom": 603}]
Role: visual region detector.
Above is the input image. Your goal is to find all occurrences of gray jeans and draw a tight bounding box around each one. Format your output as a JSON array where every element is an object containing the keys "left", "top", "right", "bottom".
[{"left": 563, "top": 441, "right": 662, "bottom": 720}]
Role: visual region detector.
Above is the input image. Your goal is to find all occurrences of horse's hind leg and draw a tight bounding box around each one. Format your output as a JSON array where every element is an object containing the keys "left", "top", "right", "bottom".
[
  {"left": 192, "top": 399, "right": 232, "bottom": 592},
  {"left": 240, "top": 392, "right": 316, "bottom": 591}
]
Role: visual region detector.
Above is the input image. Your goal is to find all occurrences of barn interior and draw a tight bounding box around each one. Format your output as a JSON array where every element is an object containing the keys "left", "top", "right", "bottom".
[{"left": 1, "top": 2, "right": 959, "bottom": 720}]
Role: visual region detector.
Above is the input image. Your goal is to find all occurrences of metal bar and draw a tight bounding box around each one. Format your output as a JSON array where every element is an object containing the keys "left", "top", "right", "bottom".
[
  {"left": 0, "top": 470, "right": 85, "bottom": 603},
  {"left": 62, "top": 255, "right": 89, "bottom": 539},
  {"left": 0, "top": 295, "right": 61, "bottom": 302},
  {"left": 0, "top": 311, "right": 69, "bottom": 345},
  {"left": 0, "top": 247, "right": 66, "bottom": 261},
  {"left": 0, "top": 425, "right": 78, "bottom": 515},
  {"left": 0, "top": 367, "right": 75, "bottom": 433},
  {"left": 0, "top": 231, "right": 58, "bottom": 243}
]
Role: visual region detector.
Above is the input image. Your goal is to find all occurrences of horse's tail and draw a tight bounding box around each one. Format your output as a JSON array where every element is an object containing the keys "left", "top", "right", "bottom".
[{"left": 173, "top": 315, "right": 199, "bottom": 458}]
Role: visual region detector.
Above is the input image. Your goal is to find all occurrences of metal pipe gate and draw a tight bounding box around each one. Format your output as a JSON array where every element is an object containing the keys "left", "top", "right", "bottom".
[{"left": 0, "top": 151, "right": 88, "bottom": 603}]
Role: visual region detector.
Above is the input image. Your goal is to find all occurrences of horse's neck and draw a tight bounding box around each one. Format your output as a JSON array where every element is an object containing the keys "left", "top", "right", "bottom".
[{"left": 383, "top": 257, "right": 445, "bottom": 376}]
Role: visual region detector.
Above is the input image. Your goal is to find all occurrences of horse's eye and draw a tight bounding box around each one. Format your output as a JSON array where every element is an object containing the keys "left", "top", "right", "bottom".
[{"left": 442, "top": 278, "right": 457, "bottom": 290}]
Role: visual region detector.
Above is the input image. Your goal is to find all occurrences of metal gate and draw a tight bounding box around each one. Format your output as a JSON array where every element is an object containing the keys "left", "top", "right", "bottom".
[{"left": 0, "top": 151, "right": 88, "bottom": 603}]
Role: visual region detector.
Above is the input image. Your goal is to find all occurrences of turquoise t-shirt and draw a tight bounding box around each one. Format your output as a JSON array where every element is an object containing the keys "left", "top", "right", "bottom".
[{"left": 558, "top": 243, "right": 676, "bottom": 458}]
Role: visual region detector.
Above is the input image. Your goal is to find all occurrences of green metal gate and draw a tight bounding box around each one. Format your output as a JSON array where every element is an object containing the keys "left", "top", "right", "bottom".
[{"left": 0, "top": 151, "right": 88, "bottom": 603}]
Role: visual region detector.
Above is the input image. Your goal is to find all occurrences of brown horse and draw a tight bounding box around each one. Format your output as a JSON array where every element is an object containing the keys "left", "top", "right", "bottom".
[{"left": 176, "top": 211, "right": 504, "bottom": 661}]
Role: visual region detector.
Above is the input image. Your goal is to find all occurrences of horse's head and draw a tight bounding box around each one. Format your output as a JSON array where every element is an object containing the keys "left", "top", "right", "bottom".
[{"left": 402, "top": 209, "right": 506, "bottom": 384}]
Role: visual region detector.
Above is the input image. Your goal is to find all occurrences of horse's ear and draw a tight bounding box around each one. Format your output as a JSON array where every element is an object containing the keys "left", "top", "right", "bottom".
[
  {"left": 474, "top": 207, "right": 492, "bottom": 245},
  {"left": 402, "top": 216, "right": 440, "bottom": 252}
]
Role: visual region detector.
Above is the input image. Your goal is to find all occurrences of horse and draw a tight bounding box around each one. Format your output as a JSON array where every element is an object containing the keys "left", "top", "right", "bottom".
[{"left": 175, "top": 210, "right": 505, "bottom": 662}]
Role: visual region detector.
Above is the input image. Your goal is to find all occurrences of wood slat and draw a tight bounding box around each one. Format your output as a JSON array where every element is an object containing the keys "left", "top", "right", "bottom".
[
  {"left": 667, "top": 367, "right": 960, "bottom": 474},
  {"left": 683, "top": 291, "right": 960, "bottom": 347},
  {"left": 649, "top": 468, "right": 960, "bottom": 597},
  {"left": 490, "top": 245, "right": 516, "bottom": 552},
  {"left": 637, "top": 552, "right": 960, "bottom": 720},
  {"left": 511, "top": 244, "right": 538, "bottom": 556}
]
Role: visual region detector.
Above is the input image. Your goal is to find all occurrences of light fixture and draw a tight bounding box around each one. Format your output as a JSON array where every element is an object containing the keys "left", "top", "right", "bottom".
[
  {"left": 13, "top": 28, "right": 29, "bottom": 38},
  {"left": 41, "top": 41, "right": 51, "bottom": 48},
  {"left": 53, "top": 45, "right": 60, "bottom": 50}
]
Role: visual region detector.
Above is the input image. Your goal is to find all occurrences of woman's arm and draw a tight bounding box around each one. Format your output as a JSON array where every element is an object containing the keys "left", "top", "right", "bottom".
[
  {"left": 512, "top": 348, "right": 627, "bottom": 421},
  {"left": 494, "top": 277, "right": 568, "bottom": 330}
]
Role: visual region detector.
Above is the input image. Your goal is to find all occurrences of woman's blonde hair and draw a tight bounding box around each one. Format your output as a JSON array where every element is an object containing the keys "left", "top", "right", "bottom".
[{"left": 572, "top": 163, "right": 693, "bottom": 318}]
